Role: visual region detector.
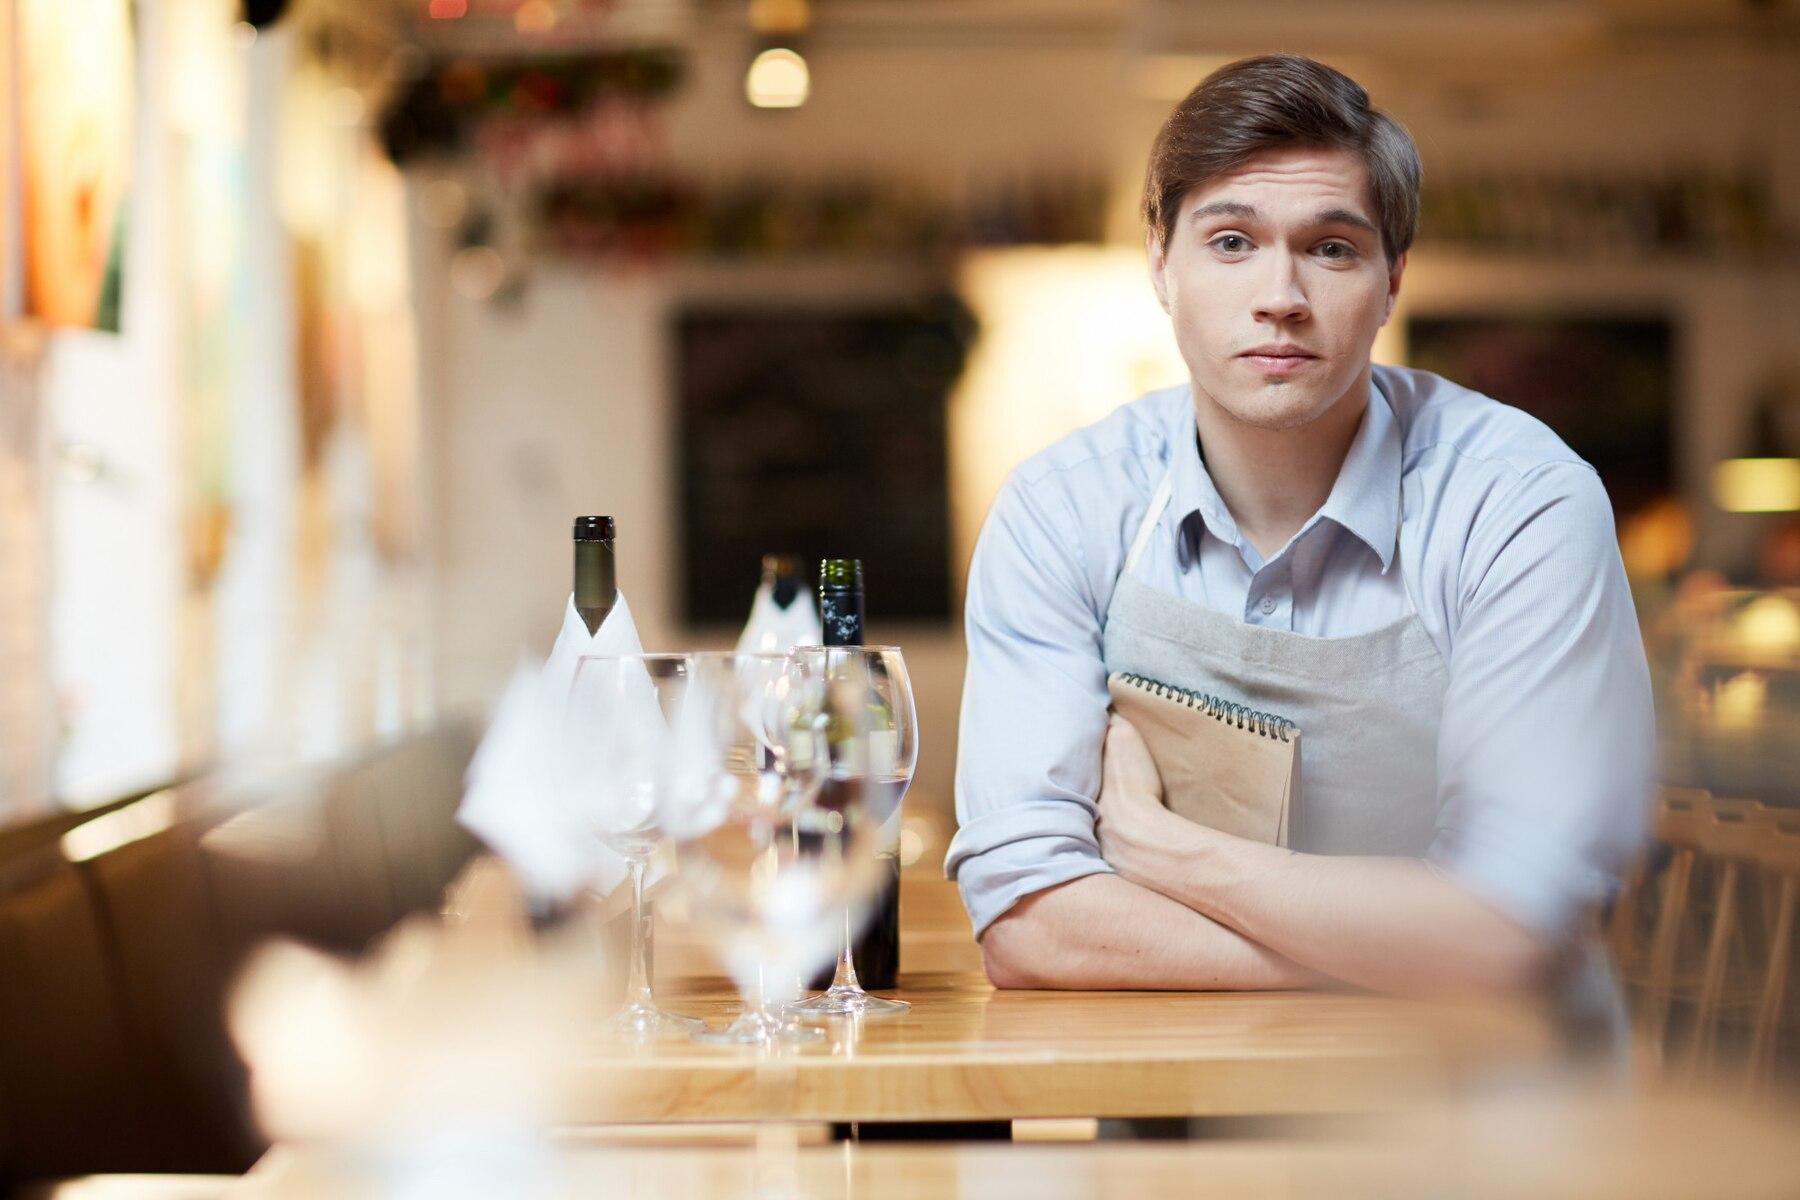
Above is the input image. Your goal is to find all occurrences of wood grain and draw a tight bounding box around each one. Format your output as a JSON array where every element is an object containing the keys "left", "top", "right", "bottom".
[
  {"left": 545, "top": 871, "right": 1561, "bottom": 1124},
  {"left": 238, "top": 1088, "right": 1800, "bottom": 1200}
]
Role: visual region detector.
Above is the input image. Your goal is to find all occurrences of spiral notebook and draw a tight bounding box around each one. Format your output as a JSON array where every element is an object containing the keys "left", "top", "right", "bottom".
[{"left": 1106, "top": 672, "right": 1300, "bottom": 847}]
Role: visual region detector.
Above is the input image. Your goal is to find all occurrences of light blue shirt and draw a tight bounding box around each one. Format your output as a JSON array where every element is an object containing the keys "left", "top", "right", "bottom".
[{"left": 946, "top": 363, "right": 1655, "bottom": 943}]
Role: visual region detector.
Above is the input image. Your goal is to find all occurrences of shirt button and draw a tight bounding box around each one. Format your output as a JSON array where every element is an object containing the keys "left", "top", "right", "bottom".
[{"left": 1260, "top": 596, "right": 1277, "bottom": 615}]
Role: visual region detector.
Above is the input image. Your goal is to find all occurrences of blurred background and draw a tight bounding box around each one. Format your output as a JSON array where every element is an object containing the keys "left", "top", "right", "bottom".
[
  {"left": 5, "top": 0, "right": 1800, "bottom": 826},
  {"left": 4, "top": 0, "right": 1800, "bottom": 1185}
]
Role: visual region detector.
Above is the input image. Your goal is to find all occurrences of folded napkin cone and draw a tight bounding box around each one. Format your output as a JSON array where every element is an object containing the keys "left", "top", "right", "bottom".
[
  {"left": 735, "top": 579, "right": 823, "bottom": 655},
  {"left": 458, "top": 592, "right": 663, "bottom": 903}
]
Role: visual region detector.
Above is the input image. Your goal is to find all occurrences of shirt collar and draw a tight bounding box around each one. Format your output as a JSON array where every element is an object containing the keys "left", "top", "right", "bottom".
[
  {"left": 1165, "top": 374, "right": 1403, "bottom": 573},
  {"left": 1316, "top": 375, "right": 1403, "bottom": 573},
  {"left": 1166, "top": 390, "right": 1241, "bottom": 549}
]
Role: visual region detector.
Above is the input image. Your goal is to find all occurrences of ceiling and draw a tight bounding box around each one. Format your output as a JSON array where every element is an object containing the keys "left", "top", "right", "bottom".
[{"left": 305, "top": 0, "right": 1797, "bottom": 89}]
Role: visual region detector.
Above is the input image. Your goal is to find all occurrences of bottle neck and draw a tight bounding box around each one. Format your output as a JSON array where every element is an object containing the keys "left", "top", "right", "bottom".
[
  {"left": 575, "top": 540, "right": 616, "bottom": 636},
  {"left": 766, "top": 562, "right": 805, "bottom": 609},
  {"left": 820, "top": 586, "right": 864, "bottom": 647}
]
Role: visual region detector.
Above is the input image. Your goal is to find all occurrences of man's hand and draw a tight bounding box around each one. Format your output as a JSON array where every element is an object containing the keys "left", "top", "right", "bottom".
[
  {"left": 1091, "top": 711, "right": 1551, "bottom": 995},
  {"left": 1095, "top": 712, "right": 1197, "bottom": 890}
]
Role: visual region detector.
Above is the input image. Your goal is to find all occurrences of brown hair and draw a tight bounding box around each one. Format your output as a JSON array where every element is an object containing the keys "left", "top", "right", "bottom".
[{"left": 1142, "top": 54, "right": 1421, "bottom": 267}]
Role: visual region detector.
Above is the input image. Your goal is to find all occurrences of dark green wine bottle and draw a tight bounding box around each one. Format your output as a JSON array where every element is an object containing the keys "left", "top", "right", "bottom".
[
  {"left": 811, "top": 557, "right": 901, "bottom": 992},
  {"left": 819, "top": 558, "right": 864, "bottom": 647},
  {"left": 573, "top": 516, "right": 616, "bottom": 636}
]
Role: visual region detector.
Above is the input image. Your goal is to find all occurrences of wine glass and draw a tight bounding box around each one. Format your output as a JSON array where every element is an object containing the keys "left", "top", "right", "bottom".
[
  {"left": 791, "top": 646, "right": 917, "bottom": 1018},
  {"left": 661, "top": 650, "right": 891, "bottom": 1047},
  {"left": 567, "top": 653, "right": 704, "bottom": 1041}
]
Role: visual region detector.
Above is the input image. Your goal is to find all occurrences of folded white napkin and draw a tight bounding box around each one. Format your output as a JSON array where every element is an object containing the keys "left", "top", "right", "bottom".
[
  {"left": 458, "top": 659, "right": 604, "bottom": 904},
  {"left": 735, "top": 580, "right": 823, "bottom": 654},
  {"left": 458, "top": 592, "right": 658, "bottom": 903},
  {"left": 546, "top": 590, "right": 643, "bottom": 694}
]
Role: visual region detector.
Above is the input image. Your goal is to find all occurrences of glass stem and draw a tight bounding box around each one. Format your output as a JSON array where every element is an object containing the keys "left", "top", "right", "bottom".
[
  {"left": 624, "top": 855, "right": 655, "bottom": 1011},
  {"left": 830, "top": 904, "right": 862, "bottom": 992},
  {"left": 755, "top": 963, "right": 775, "bottom": 1023}
]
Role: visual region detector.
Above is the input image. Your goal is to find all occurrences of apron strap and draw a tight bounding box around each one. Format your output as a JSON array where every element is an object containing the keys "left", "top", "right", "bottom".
[{"left": 1123, "top": 469, "right": 1175, "bottom": 577}]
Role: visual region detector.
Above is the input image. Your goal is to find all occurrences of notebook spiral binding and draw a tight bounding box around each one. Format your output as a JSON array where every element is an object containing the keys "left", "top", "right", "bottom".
[{"left": 1115, "top": 672, "right": 1297, "bottom": 743}]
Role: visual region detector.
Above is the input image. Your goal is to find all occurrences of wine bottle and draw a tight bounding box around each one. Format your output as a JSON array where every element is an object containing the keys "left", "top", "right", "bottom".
[
  {"left": 737, "top": 554, "right": 821, "bottom": 653},
  {"left": 766, "top": 554, "right": 804, "bottom": 610},
  {"left": 818, "top": 557, "right": 863, "bottom": 648},
  {"left": 810, "top": 557, "right": 901, "bottom": 992},
  {"left": 571, "top": 515, "right": 651, "bottom": 996},
  {"left": 573, "top": 515, "right": 616, "bottom": 636}
]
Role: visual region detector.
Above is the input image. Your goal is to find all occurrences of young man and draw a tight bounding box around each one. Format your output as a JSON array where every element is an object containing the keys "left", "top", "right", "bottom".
[{"left": 946, "top": 55, "right": 1653, "bottom": 1030}]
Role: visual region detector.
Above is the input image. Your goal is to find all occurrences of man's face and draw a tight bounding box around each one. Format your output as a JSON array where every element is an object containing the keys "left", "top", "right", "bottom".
[{"left": 1148, "top": 144, "right": 1403, "bottom": 432}]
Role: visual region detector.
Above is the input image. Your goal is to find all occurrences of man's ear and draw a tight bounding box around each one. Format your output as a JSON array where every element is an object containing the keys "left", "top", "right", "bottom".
[
  {"left": 1381, "top": 251, "right": 1407, "bottom": 326},
  {"left": 1147, "top": 228, "right": 1171, "bottom": 314}
]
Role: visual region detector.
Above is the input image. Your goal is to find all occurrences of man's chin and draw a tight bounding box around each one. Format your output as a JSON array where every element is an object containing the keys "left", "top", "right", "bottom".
[{"left": 1210, "top": 390, "right": 1336, "bottom": 433}]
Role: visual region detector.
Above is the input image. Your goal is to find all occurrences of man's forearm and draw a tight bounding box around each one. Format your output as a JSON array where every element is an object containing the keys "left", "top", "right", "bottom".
[
  {"left": 1094, "top": 715, "right": 1554, "bottom": 996},
  {"left": 977, "top": 872, "right": 1319, "bottom": 991},
  {"left": 1156, "top": 835, "right": 1552, "bottom": 995}
]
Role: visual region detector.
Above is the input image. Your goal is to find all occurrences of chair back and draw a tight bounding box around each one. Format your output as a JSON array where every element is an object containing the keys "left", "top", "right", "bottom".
[
  {"left": 1634, "top": 788, "right": 1713, "bottom": 1050},
  {"left": 1744, "top": 809, "right": 1800, "bottom": 1091},
  {"left": 1624, "top": 789, "right": 1800, "bottom": 1088},
  {"left": 1683, "top": 798, "right": 1771, "bottom": 1077}
]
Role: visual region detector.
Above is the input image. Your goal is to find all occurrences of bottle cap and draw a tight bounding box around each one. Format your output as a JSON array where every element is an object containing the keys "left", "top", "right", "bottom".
[
  {"left": 819, "top": 558, "right": 862, "bottom": 589},
  {"left": 573, "top": 515, "right": 615, "bottom": 542},
  {"left": 762, "top": 554, "right": 805, "bottom": 578}
]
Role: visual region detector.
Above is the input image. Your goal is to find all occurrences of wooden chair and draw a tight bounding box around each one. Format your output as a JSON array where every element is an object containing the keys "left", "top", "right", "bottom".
[
  {"left": 1632, "top": 788, "right": 1714, "bottom": 1054},
  {"left": 1604, "top": 847, "right": 1646, "bottom": 977},
  {"left": 1681, "top": 797, "right": 1772, "bottom": 1078},
  {"left": 1744, "top": 809, "right": 1800, "bottom": 1091},
  {"left": 1605, "top": 788, "right": 1710, "bottom": 982},
  {"left": 1625, "top": 790, "right": 1800, "bottom": 1087}
]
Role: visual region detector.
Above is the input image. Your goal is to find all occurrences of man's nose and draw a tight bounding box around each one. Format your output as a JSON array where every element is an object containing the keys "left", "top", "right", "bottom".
[{"left": 1252, "top": 252, "right": 1310, "bottom": 324}]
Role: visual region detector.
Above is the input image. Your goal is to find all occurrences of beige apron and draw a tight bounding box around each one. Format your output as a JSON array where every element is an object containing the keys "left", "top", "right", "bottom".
[{"left": 1101, "top": 451, "right": 1625, "bottom": 1056}]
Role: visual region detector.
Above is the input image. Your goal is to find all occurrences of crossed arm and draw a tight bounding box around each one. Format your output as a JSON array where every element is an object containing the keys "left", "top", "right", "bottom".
[
  {"left": 980, "top": 717, "right": 1553, "bottom": 996},
  {"left": 978, "top": 871, "right": 1320, "bottom": 991}
]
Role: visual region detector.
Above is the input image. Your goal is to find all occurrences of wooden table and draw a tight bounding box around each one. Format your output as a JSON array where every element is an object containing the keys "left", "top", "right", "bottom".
[
  {"left": 537, "top": 871, "right": 1561, "bottom": 1126},
  {"left": 651, "top": 869, "right": 984, "bottom": 979},
  {"left": 235, "top": 1087, "right": 1800, "bottom": 1199},
  {"left": 218, "top": 861, "right": 1781, "bottom": 1199}
]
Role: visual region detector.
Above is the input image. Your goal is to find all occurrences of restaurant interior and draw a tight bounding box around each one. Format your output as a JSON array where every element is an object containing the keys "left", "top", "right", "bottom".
[{"left": 4, "top": 0, "right": 1800, "bottom": 1195}]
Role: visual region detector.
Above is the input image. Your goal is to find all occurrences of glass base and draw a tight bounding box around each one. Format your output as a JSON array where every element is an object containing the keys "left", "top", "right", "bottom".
[
  {"left": 695, "top": 1007, "right": 826, "bottom": 1046},
  {"left": 790, "top": 984, "right": 910, "bottom": 1018},
  {"left": 611, "top": 1001, "right": 706, "bottom": 1041}
]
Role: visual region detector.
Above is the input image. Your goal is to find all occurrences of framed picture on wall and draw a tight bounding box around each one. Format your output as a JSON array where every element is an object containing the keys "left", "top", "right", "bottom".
[
  {"left": 1406, "top": 314, "right": 1676, "bottom": 522},
  {"left": 0, "top": 0, "right": 19, "bottom": 320},
  {"left": 16, "top": 0, "right": 132, "bottom": 331},
  {"left": 674, "top": 293, "right": 974, "bottom": 625}
]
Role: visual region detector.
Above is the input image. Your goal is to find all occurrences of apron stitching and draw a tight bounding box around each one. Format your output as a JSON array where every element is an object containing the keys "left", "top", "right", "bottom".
[
  {"left": 1109, "top": 587, "right": 1447, "bottom": 675},
  {"left": 1111, "top": 628, "right": 1448, "bottom": 678},
  {"left": 1111, "top": 593, "right": 1439, "bottom": 652}
]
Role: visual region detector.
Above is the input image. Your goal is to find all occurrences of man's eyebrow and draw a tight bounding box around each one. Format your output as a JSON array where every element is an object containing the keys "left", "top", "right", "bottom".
[
  {"left": 1189, "top": 201, "right": 1379, "bottom": 236},
  {"left": 1189, "top": 201, "right": 1259, "bottom": 223}
]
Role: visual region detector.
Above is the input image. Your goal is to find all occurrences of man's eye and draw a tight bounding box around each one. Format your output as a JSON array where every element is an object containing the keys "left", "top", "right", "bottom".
[
  {"left": 1212, "top": 235, "right": 1249, "bottom": 253},
  {"left": 1317, "top": 241, "right": 1355, "bottom": 259}
]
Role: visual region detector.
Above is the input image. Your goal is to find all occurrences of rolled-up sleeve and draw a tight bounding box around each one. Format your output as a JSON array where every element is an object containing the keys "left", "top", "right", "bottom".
[
  {"left": 945, "top": 474, "right": 1115, "bottom": 936},
  {"left": 1427, "top": 462, "right": 1655, "bottom": 943}
]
